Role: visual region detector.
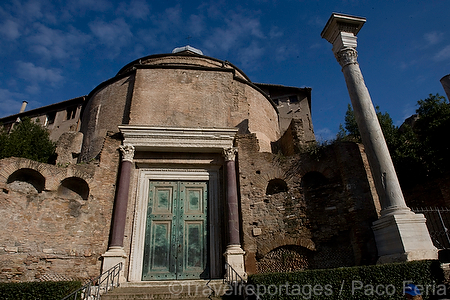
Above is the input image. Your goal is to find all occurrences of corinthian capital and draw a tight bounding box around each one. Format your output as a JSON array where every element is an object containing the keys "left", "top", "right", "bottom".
[
  {"left": 223, "top": 147, "right": 238, "bottom": 161},
  {"left": 335, "top": 47, "right": 358, "bottom": 68},
  {"left": 119, "top": 144, "right": 135, "bottom": 162}
]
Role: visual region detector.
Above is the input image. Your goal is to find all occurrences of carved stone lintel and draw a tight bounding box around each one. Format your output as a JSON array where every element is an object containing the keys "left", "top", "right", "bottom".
[
  {"left": 119, "top": 144, "right": 135, "bottom": 162},
  {"left": 335, "top": 47, "right": 358, "bottom": 68},
  {"left": 223, "top": 147, "right": 238, "bottom": 162}
]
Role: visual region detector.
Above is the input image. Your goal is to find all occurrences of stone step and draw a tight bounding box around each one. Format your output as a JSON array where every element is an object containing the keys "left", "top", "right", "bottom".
[{"left": 101, "top": 280, "right": 239, "bottom": 300}]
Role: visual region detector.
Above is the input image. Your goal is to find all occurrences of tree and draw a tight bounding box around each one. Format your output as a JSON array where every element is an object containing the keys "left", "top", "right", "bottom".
[
  {"left": 391, "top": 123, "right": 425, "bottom": 186},
  {"left": 337, "top": 93, "right": 450, "bottom": 186},
  {"left": 337, "top": 103, "right": 398, "bottom": 151},
  {"left": 343, "top": 103, "right": 359, "bottom": 140},
  {"left": 0, "top": 117, "right": 56, "bottom": 163},
  {"left": 413, "top": 93, "right": 450, "bottom": 177}
]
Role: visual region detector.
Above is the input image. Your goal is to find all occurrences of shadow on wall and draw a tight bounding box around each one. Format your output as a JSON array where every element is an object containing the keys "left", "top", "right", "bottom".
[
  {"left": 7, "top": 168, "right": 45, "bottom": 193},
  {"left": 302, "top": 171, "right": 355, "bottom": 269},
  {"left": 7, "top": 168, "right": 90, "bottom": 203}
]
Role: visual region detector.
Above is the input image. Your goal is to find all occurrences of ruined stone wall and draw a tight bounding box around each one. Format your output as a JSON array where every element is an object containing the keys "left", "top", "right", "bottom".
[
  {"left": 236, "top": 135, "right": 379, "bottom": 275},
  {"left": 46, "top": 105, "right": 82, "bottom": 142},
  {"left": 277, "top": 119, "right": 308, "bottom": 156},
  {"left": 277, "top": 95, "right": 314, "bottom": 140},
  {"left": 0, "top": 135, "right": 120, "bottom": 282}
]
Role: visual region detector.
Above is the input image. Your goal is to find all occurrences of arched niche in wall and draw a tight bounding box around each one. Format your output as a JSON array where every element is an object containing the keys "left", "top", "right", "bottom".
[
  {"left": 58, "top": 177, "right": 89, "bottom": 201},
  {"left": 265, "top": 178, "right": 288, "bottom": 195},
  {"left": 7, "top": 168, "right": 45, "bottom": 193}
]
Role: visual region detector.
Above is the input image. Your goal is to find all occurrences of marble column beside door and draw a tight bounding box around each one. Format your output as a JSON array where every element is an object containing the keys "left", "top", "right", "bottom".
[
  {"left": 223, "top": 147, "right": 246, "bottom": 280},
  {"left": 102, "top": 144, "right": 135, "bottom": 282}
]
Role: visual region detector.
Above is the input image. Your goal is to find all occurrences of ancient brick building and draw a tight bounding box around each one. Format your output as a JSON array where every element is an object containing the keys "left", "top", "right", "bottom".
[{"left": 0, "top": 46, "right": 381, "bottom": 283}]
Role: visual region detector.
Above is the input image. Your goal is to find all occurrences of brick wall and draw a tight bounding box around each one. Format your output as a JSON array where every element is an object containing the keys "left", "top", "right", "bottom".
[
  {"left": 235, "top": 134, "right": 380, "bottom": 274},
  {"left": 0, "top": 135, "right": 120, "bottom": 282}
]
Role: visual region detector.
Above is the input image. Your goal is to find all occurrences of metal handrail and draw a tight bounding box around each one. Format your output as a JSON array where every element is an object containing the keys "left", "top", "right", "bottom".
[
  {"left": 224, "top": 262, "right": 249, "bottom": 299},
  {"left": 412, "top": 207, "right": 450, "bottom": 249},
  {"left": 61, "top": 262, "right": 122, "bottom": 300},
  {"left": 224, "top": 262, "right": 246, "bottom": 285}
]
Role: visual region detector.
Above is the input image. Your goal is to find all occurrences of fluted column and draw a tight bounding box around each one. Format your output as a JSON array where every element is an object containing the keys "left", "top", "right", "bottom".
[
  {"left": 102, "top": 144, "right": 135, "bottom": 282},
  {"left": 322, "top": 13, "right": 436, "bottom": 263},
  {"left": 223, "top": 147, "right": 246, "bottom": 280}
]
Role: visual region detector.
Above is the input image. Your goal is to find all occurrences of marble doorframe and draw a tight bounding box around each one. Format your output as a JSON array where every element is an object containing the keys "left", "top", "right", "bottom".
[{"left": 128, "top": 167, "right": 221, "bottom": 282}]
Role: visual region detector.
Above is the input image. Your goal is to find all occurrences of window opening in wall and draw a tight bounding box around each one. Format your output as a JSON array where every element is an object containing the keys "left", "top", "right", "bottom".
[
  {"left": 4, "top": 123, "right": 12, "bottom": 133},
  {"left": 66, "top": 106, "right": 77, "bottom": 120},
  {"left": 289, "top": 95, "right": 299, "bottom": 103},
  {"left": 46, "top": 112, "right": 56, "bottom": 125},
  {"left": 266, "top": 178, "right": 288, "bottom": 195}
]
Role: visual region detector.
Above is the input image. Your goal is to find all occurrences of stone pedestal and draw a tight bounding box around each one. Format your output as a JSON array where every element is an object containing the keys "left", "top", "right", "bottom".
[
  {"left": 102, "top": 246, "right": 127, "bottom": 283},
  {"left": 224, "top": 245, "right": 247, "bottom": 280},
  {"left": 372, "top": 212, "right": 438, "bottom": 263}
]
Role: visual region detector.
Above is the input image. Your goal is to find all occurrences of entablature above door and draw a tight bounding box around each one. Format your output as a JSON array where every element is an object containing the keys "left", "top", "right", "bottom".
[{"left": 118, "top": 125, "right": 238, "bottom": 153}]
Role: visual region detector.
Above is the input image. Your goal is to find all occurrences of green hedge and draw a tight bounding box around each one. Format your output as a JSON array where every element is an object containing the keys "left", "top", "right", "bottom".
[
  {"left": 247, "top": 260, "right": 447, "bottom": 300},
  {"left": 0, "top": 281, "right": 82, "bottom": 300}
]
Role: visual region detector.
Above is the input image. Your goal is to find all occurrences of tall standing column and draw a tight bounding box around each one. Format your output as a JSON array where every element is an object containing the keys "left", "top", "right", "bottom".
[
  {"left": 102, "top": 144, "right": 135, "bottom": 281},
  {"left": 223, "top": 147, "right": 246, "bottom": 280},
  {"left": 322, "top": 13, "right": 437, "bottom": 263}
]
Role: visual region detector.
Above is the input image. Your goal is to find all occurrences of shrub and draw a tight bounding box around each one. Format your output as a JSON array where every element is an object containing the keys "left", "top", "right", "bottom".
[
  {"left": 247, "top": 260, "right": 446, "bottom": 300},
  {"left": 0, "top": 117, "right": 56, "bottom": 163},
  {"left": 0, "top": 281, "right": 82, "bottom": 300}
]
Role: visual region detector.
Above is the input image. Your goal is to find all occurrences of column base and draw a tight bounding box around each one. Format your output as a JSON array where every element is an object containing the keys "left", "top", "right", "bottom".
[
  {"left": 224, "top": 245, "right": 247, "bottom": 281},
  {"left": 372, "top": 212, "right": 438, "bottom": 264},
  {"left": 102, "top": 246, "right": 127, "bottom": 283}
]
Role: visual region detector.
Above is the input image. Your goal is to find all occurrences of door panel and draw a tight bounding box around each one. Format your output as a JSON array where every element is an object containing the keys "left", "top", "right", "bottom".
[
  {"left": 142, "top": 181, "right": 208, "bottom": 280},
  {"left": 142, "top": 182, "right": 177, "bottom": 280},
  {"left": 150, "top": 221, "right": 172, "bottom": 269},
  {"left": 185, "top": 222, "right": 203, "bottom": 268}
]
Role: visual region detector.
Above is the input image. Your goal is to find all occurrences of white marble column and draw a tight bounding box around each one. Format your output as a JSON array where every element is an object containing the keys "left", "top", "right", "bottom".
[
  {"left": 322, "top": 13, "right": 437, "bottom": 263},
  {"left": 223, "top": 147, "right": 246, "bottom": 280}
]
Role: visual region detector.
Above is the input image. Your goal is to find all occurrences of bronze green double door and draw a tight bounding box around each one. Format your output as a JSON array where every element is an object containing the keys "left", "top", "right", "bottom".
[{"left": 142, "top": 181, "right": 209, "bottom": 280}]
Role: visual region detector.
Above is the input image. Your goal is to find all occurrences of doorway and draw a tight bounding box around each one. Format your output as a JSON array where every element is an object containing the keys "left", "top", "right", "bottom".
[{"left": 141, "top": 181, "right": 209, "bottom": 280}]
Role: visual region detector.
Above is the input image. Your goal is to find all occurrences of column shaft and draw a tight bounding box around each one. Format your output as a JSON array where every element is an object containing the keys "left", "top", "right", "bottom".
[
  {"left": 109, "top": 159, "right": 132, "bottom": 247},
  {"left": 102, "top": 144, "right": 134, "bottom": 282},
  {"left": 222, "top": 147, "right": 246, "bottom": 280},
  {"left": 341, "top": 59, "right": 409, "bottom": 215},
  {"left": 226, "top": 159, "right": 240, "bottom": 245}
]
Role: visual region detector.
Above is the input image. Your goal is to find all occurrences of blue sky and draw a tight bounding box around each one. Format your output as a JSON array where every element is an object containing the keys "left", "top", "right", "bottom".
[{"left": 1, "top": 0, "right": 449, "bottom": 141}]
